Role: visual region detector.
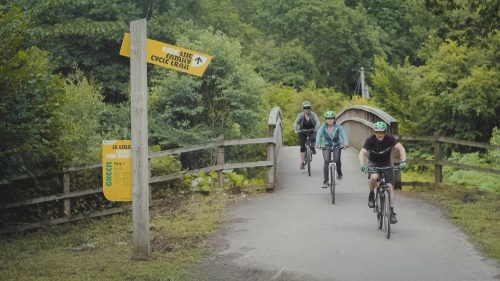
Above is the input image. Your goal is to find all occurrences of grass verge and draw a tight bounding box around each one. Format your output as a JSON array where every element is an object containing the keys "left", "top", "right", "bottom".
[
  {"left": 403, "top": 184, "right": 500, "bottom": 259},
  {"left": 0, "top": 189, "right": 238, "bottom": 281}
]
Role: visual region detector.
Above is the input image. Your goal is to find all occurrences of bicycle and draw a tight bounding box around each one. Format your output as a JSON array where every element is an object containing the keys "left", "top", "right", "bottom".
[
  {"left": 299, "top": 129, "right": 316, "bottom": 176},
  {"left": 322, "top": 146, "right": 344, "bottom": 204},
  {"left": 370, "top": 166, "right": 398, "bottom": 239}
]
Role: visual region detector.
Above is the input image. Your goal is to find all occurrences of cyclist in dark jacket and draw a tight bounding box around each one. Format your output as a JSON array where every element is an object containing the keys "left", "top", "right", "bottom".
[
  {"left": 293, "top": 100, "right": 320, "bottom": 169},
  {"left": 358, "top": 121, "right": 407, "bottom": 224},
  {"left": 317, "top": 110, "right": 349, "bottom": 188}
]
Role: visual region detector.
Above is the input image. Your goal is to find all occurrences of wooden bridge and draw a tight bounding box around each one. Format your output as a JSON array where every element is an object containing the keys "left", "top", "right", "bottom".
[{"left": 1, "top": 105, "right": 499, "bottom": 234}]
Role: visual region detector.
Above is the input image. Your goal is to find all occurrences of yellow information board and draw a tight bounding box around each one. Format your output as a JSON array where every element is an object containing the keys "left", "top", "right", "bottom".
[
  {"left": 119, "top": 33, "right": 212, "bottom": 77},
  {"left": 102, "top": 140, "right": 132, "bottom": 201}
]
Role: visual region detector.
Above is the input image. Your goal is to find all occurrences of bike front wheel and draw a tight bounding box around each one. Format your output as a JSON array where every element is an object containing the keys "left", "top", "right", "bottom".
[
  {"left": 330, "top": 163, "right": 336, "bottom": 204},
  {"left": 382, "top": 189, "right": 391, "bottom": 239},
  {"left": 376, "top": 190, "right": 382, "bottom": 229}
]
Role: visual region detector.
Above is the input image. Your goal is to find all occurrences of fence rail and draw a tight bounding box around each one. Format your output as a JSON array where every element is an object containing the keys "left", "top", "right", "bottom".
[
  {"left": 0, "top": 108, "right": 282, "bottom": 234},
  {"left": 399, "top": 133, "right": 500, "bottom": 187}
]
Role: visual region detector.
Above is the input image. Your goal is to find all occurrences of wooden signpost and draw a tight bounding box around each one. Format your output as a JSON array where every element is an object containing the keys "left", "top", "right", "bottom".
[{"left": 118, "top": 19, "right": 212, "bottom": 259}]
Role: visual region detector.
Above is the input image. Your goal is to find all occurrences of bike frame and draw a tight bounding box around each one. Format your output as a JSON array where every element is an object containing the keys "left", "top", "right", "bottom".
[
  {"left": 300, "top": 129, "right": 315, "bottom": 176},
  {"left": 370, "top": 166, "right": 397, "bottom": 239},
  {"left": 326, "top": 146, "right": 343, "bottom": 204}
]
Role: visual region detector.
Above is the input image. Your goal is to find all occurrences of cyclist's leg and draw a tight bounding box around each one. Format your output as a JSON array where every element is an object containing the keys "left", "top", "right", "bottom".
[
  {"left": 310, "top": 131, "right": 317, "bottom": 154},
  {"left": 384, "top": 168, "right": 397, "bottom": 223},
  {"left": 367, "top": 161, "right": 378, "bottom": 207},
  {"left": 384, "top": 169, "right": 395, "bottom": 207},
  {"left": 367, "top": 162, "right": 378, "bottom": 192},
  {"left": 322, "top": 148, "right": 331, "bottom": 184},
  {"left": 333, "top": 148, "right": 342, "bottom": 177},
  {"left": 299, "top": 133, "right": 306, "bottom": 167}
]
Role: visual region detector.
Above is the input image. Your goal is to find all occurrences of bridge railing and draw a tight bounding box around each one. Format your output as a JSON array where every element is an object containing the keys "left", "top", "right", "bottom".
[{"left": 0, "top": 107, "right": 282, "bottom": 234}]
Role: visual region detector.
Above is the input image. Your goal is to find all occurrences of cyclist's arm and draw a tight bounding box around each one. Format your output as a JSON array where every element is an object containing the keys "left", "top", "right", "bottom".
[
  {"left": 395, "top": 142, "right": 407, "bottom": 162},
  {"left": 293, "top": 113, "right": 302, "bottom": 131},
  {"left": 316, "top": 124, "right": 325, "bottom": 147},
  {"left": 312, "top": 112, "right": 321, "bottom": 130},
  {"left": 358, "top": 148, "right": 369, "bottom": 165},
  {"left": 338, "top": 125, "right": 349, "bottom": 147}
]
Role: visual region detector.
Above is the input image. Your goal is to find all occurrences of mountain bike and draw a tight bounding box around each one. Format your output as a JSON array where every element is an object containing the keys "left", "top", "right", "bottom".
[
  {"left": 299, "top": 129, "right": 316, "bottom": 176},
  {"left": 323, "top": 146, "right": 344, "bottom": 204},
  {"left": 370, "top": 166, "right": 398, "bottom": 239}
]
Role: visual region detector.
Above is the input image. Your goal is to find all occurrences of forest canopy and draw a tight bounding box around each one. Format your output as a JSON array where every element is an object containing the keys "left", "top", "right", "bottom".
[{"left": 0, "top": 0, "right": 498, "bottom": 180}]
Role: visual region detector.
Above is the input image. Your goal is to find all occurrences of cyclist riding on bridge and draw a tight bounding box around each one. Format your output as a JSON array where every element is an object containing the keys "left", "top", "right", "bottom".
[
  {"left": 358, "top": 121, "right": 407, "bottom": 224},
  {"left": 317, "top": 110, "right": 349, "bottom": 188},
  {"left": 294, "top": 100, "right": 321, "bottom": 170}
]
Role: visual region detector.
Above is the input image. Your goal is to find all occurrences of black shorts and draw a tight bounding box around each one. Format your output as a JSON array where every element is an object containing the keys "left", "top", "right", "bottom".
[{"left": 367, "top": 161, "right": 394, "bottom": 185}]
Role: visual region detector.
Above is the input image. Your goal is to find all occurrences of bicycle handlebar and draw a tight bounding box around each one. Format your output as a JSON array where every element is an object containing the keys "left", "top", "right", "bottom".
[
  {"left": 320, "top": 146, "right": 344, "bottom": 150},
  {"left": 297, "top": 129, "right": 316, "bottom": 133},
  {"left": 368, "top": 166, "right": 400, "bottom": 172}
]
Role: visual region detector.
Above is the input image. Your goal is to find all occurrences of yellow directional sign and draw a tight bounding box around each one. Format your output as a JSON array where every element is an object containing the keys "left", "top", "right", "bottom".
[
  {"left": 119, "top": 33, "right": 212, "bottom": 77},
  {"left": 102, "top": 140, "right": 132, "bottom": 201}
]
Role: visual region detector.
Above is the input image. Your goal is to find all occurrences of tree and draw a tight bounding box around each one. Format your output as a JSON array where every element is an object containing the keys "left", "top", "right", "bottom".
[
  {"left": 425, "top": 0, "right": 499, "bottom": 46},
  {"left": 244, "top": 0, "right": 385, "bottom": 92},
  {"left": 6, "top": 0, "right": 142, "bottom": 103},
  {"left": 0, "top": 8, "right": 65, "bottom": 179},
  {"left": 371, "top": 37, "right": 499, "bottom": 142},
  {"left": 148, "top": 18, "right": 265, "bottom": 146}
]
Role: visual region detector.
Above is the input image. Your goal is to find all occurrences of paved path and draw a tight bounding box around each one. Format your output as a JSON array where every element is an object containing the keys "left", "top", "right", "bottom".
[{"left": 189, "top": 146, "right": 499, "bottom": 281}]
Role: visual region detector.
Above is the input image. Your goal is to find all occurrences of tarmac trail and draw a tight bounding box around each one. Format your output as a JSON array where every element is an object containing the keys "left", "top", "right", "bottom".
[{"left": 189, "top": 146, "right": 499, "bottom": 281}]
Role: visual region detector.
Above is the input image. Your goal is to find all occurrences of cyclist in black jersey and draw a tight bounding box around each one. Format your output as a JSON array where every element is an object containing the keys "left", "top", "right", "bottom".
[
  {"left": 293, "top": 100, "right": 320, "bottom": 169},
  {"left": 358, "top": 121, "right": 407, "bottom": 224}
]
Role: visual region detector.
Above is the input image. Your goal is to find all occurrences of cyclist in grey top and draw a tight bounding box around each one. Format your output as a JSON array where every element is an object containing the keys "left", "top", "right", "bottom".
[
  {"left": 358, "top": 121, "right": 407, "bottom": 224},
  {"left": 293, "top": 100, "right": 321, "bottom": 169}
]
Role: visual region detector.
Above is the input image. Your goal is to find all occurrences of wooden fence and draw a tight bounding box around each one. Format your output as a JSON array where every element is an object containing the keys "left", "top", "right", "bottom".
[
  {"left": 399, "top": 133, "right": 500, "bottom": 187},
  {"left": 0, "top": 107, "right": 282, "bottom": 234}
]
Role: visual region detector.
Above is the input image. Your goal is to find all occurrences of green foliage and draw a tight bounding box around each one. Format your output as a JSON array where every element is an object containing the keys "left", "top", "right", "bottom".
[
  {"left": 9, "top": 0, "right": 142, "bottom": 102},
  {"left": 442, "top": 128, "right": 500, "bottom": 193},
  {"left": 148, "top": 18, "right": 265, "bottom": 146},
  {"left": 425, "top": 0, "right": 499, "bottom": 46},
  {"left": 149, "top": 145, "right": 182, "bottom": 177},
  {"left": 187, "top": 170, "right": 262, "bottom": 194},
  {"left": 371, "top": 37, "right": 499, "bottom": 142},
  {"left": 0, "top": 8, "right": 66, "bottom": 178},
  {"left": 262, "top": 84, "right": 349, "bottom": 145},
  {"left": 250, "top": 39, "right": 320, "bottom": 90},
  {"left": 347, "top": 0, "right": 437, "bottom": 65},
  {"left": 248, "top": 0, "right": 385, "bottom": 92},
  {"left": 53, "top": 72, "right": 108, "bottom": 166}
]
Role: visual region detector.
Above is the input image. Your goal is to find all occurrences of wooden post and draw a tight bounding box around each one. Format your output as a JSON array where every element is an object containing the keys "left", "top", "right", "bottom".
[
  {"left": 434, "top": 132, "right": 443, "bottom": 187},
  {"left": 130, "top": 19, "right": 150, "bottom": 260},
  {"left": 267, "top": 119, "right": 276, "bottom": 191},
  {"left": 267, "top": 142, "right": 276, "bottom": 190},
  {"left": 63, "top": 172, "right": 71, "bottom": 216},
  {"left": 216, "top": 135, "right": 225, "bottom": 189}
]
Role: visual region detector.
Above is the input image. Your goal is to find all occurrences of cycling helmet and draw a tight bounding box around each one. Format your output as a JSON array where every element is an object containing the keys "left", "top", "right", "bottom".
[
  {"left": 324, "top": 111, "right": 336, "bottom": 118},
  {"left": 373, "top": 121, "right": 388, "bottom": 132},
  {"left": 302, "top": 100, "right": 312, "bottom": 108}
]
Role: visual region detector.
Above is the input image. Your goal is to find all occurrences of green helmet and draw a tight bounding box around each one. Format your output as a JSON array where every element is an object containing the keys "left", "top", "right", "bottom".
[
  {"left": 373, "top": 121, "right": 388, "bottom": 132},
  {"left": 302, "top": 100, "right": 312, "bottom": 108},
  {"left": 324, "top": 111, "right": 336, "bottom": 118}
]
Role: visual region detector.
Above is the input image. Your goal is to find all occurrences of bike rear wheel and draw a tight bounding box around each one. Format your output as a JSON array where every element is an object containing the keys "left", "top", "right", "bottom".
[
  {"left": 306, "top": 145, "right": 312, "bottom": 176},
  {"left": 382, "top": 189, "right": 391, "bottom": 239},
  {"left": 330, "top": 163, "right": 336, "bottom": 204}
]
